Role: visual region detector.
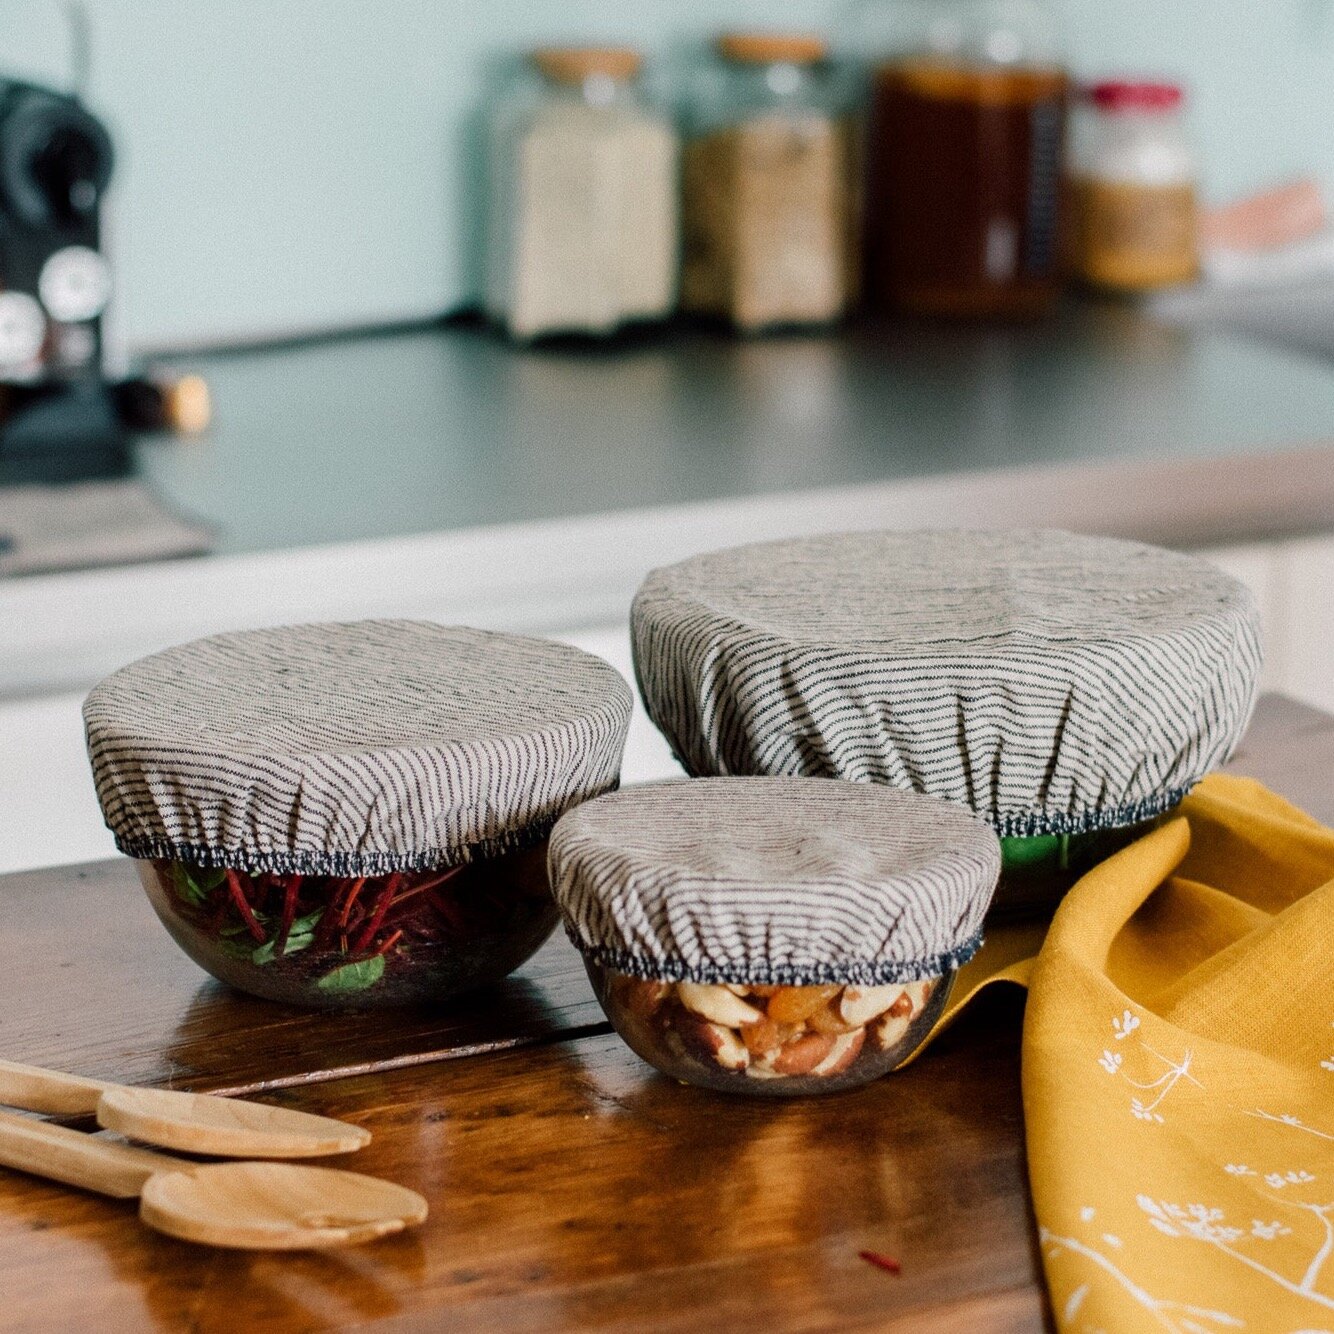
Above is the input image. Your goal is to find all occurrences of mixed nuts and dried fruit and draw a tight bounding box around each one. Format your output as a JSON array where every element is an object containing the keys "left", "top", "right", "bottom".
[{"left": 592, "top": 967, "right": 944, "bottom": 1094}]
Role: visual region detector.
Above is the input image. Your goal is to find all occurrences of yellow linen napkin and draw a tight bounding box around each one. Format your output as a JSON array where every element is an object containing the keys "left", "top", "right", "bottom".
[{"left": 938, "top": 772, "right": 1334, "bottom": 1329}]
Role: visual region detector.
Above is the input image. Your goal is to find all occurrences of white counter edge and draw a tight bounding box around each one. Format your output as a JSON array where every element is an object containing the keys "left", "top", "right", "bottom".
[{"left": 5, "top": 441, "right": 1334, "bottom": 698}]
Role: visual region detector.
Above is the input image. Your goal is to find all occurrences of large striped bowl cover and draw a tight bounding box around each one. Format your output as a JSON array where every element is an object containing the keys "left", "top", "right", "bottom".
[
  {"left": 631, "top": 529, "right": 1263, "bottom": 838},
  {"left": 85, "top": 621, "right": 633, "bottom": 875},
  {"left": 550, "top": 778, "right": 1001, "bottom": 984}
]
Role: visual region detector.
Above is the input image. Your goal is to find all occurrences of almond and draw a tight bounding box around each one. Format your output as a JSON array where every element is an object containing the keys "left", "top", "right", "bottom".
[
  {"left": 838, "top": 984, "right": 904, "bottom": 1027},
  {"left": 677, "top": 981, "right": 764, "bottom": 1027},
  {"left": 904, "top": 979, "right": 935, "bottom": 1013},
  {"left": 886, "top": 991, "right": 913, "bottom": 1019},
  {"left": 812, "top": 1027, "right": 866, "bottom": 1076},
  {"left": 766, "top": 985, "right": 841, "bottom": 1025},
  {"left": 772, "top": 1031, "right": 837, "bottom": 1075},
  {"left": 872, "top": 1012, "right": 911, "bottom": 1053},
  {"left": 676, "top": 1012, "right": 750, "bottom": 1071}
]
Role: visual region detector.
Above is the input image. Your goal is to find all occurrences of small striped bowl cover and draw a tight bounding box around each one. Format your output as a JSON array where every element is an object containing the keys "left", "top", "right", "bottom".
[
  {"left": 84, "top": 621, "right": 633, "bottom": 875},
  {"left": 631, "top": 529, "right": 1264, "bottom": 838},
  {"left": 549, "top": 778, "right": 1002, "bottom": 985}
]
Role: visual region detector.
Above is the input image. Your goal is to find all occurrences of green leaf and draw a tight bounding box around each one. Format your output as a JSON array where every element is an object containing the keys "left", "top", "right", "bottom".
[
  {"left": 289, "top": 907, "right": 324, "bottom": 935},
  {"left": 249, "top": 908, "right": 324, "bottom": 965},
  {"left": 171, "top": 863, "right": 225, "bottom": 907},
  {"left": 251, "top": 930, "right": 315, "bottom": 966},
  {"left": 316, "top": 955, "right": 386, "bottom": 994}
]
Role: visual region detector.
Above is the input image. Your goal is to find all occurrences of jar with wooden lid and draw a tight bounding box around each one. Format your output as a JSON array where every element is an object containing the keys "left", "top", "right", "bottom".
[
  {"left": 681, "top": 33, "right": 856, "bottom": 331},
  {"left": 485, "top": 47, "right": 679, "bottom": 340},
  {"left": 1068, "top": 82, "right": 1199, "bottom": 293},
  {"left": 850, "top": 0, "right": 1069, "bottom": 318}
]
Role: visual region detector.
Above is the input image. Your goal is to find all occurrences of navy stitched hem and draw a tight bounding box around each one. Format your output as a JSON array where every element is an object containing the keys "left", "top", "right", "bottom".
[
  {"left": 990, "top": 786, "right": 1192, "bottom": 838},
  {"left": 566, "top": 926, "right": 984, "bottom": 987},
  {"left": 115, "top": 816, "right": 561, "bottom": 877}
]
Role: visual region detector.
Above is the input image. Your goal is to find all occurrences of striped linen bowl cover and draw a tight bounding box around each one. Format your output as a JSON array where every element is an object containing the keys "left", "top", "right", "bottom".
[
  {"left": 84, "top": 620, "right": 634, "bottom": 875},
  {"left": 630, "top": 529, "right": 1264, "bottom": 837},
  {"left": 549, "top": 778, "right": 1001, "bottom": 984}
]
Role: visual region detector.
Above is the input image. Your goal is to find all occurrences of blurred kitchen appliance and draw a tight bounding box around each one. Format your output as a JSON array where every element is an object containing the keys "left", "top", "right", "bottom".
[{"left": 0, "top": 71, "right": 123, "bottom": 482}]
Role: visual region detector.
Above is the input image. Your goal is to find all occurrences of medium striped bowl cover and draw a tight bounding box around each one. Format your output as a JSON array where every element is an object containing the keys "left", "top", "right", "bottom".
[
  {"left": 549, "top": 777, "right": 1002, "bottom": 985},
  {"left": 631, "top": 529, "right": 1264, "bottom": 838},
  {"left": 84, "top": 620, "right": 634, "bottom": 875}
]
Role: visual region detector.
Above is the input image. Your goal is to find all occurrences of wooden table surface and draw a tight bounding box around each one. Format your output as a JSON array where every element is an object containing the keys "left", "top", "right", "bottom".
[{"left": 0, "top": 694, "right": 1329, "bottom": 1333}]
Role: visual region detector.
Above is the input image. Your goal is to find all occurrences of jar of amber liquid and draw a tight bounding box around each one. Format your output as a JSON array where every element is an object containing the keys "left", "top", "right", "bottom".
[{"left": 854, "top": 0, "right": 1068, "bottom": 317}]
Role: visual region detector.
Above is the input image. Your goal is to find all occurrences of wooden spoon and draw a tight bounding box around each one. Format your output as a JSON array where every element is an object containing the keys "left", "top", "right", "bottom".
[
  {"left": 0, "top": 1109, "right": 426, "bottom": 1249},
  {"left": 0, "top": 1059, "right": 369, "bottom": 1158}
]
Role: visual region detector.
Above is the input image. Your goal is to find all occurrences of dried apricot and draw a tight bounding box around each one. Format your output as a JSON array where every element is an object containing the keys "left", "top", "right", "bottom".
[{"left": 766, "top": 984, "right": 841, "bottom": 1025}]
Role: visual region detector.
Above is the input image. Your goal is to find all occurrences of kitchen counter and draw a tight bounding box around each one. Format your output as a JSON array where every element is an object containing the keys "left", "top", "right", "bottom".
[
  {"left": 6, "top": 304, "right": 1334, "bottom": 876},
  {"left": 6, "top": 305, "right": 1334, "bottom": 702},
  {"left": 140, "top": 307, "right": 1334, "bottom": 557},
  {"left": 0, "top": 694, "right": 1324, "bottom": 1331}
]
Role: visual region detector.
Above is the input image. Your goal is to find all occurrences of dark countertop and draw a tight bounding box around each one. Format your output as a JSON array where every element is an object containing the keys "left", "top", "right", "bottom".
[{"left": 139, "top": 306, "right": 1334, "bottom": 558}]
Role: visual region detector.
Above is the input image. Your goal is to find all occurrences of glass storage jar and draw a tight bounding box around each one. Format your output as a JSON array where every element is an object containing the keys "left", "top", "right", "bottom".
[
  {"left": 1067, "top": 81, "right": 1198, "bottom": 293},
  {"left": 485, "top": 46, "right": 679, "bottom": 340},
  {"left": 681, "top": 33, "right": 856, "bottom": 330},
  {"left": 549, "top": 778, "right": 1000, "bottom": 1096},
  {"left": 850, "top": 0, "right": 1069, "bottom": 317},
  {"left": 85, "top": 621, "right": 633, "bottom": 1008},
  {"left": 630, "top": 529, "right": 1263, "bottom": 919}
]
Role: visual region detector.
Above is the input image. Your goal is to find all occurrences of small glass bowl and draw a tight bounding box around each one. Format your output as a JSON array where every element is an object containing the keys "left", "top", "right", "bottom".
[
  {"left": 992, "top": 814, "right": 1169, "bottom": 920},
  {"left": 586, "top": 962, "right": 952, "bottom": 1096},
  {"left": 136, "top": 843, "right": 558, "bottom": 1009}
]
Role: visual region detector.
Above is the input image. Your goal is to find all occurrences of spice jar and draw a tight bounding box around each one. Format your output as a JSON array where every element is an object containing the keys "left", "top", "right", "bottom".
[
  {"left": 550, "top": 778, "right": 1000, "bottom": 1095},
  {"left": 84, "top": 621, "right": 632, "bottom": 1008},
  {"left": 681, "top": 33, "right": 855, "bottom": 331},
  {"left": 852, "top": 0, "right": 1069, "bottom": 317},
  {"left": 484, "top": 47, "right": 679, "bottom": 341},
  {"left": 631, "top": 529, "right": 1262, "bottom": 919},
  {"left": 1068, "top": 81, "right": 1199, "bottom": 293}
]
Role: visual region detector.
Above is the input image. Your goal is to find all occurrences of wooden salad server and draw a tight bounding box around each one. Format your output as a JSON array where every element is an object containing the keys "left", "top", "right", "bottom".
[
  {"left": 0, "top": 1109, "right": 427, "bottom": 1249},
  {"left": 0, "top": 1059, "right": 370, "bottom": 1158}
]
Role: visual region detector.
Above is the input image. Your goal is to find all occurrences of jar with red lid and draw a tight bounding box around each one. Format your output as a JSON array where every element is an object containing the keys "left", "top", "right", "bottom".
[{"left": 1068, "top": 80, "right": 1199, "bottom": 292}]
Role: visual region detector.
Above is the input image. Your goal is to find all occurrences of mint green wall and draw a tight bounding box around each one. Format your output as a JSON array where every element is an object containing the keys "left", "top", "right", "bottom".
[{"left": 2, "top": 0, "right": 1326, "bottom": 350}]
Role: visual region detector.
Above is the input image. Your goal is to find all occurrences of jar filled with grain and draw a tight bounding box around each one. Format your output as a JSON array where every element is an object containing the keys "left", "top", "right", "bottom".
[
  {"left": 682, "top": 34, "right": 856, "bottom": 331},
  {"left": 485, "top": 48, "right": 679, "bottom": 341}
]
